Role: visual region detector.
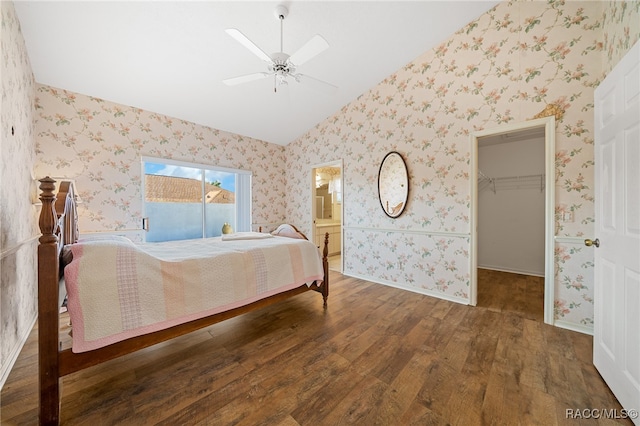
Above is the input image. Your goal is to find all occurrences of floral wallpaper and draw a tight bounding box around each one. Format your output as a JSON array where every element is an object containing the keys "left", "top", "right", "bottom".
[
  {"left": 602, "top": 0, "right": 640, "bottom": 76},
  {"left": 1, "top": 1, "right": 38, "bottom": 386},
  {"left": 554, "top": 241, "right": 595, "bottom": 324},
  {"left": 34, "top": 87, "right": 288, "bottom": 239},
  {"left": 286, "top": 0, "right": 640, "bottom": 330}
]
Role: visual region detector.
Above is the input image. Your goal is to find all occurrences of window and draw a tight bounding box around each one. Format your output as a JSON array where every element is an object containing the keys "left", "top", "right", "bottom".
[{"left": 142, "top": 157, "right": 251, "bottom": 242}]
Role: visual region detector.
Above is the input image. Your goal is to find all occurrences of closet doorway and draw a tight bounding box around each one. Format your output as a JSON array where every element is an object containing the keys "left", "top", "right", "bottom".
[
  {"left": 470, "top": 116, "right": 556, "bottom": 325},
  {"left": 311, "top": 161, "right": 343, "bottom": 272}
]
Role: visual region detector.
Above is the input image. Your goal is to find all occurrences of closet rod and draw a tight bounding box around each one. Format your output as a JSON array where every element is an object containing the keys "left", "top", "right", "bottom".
[
  {"left": 479, "top": 173, "right": 545, "bottom": 193},
  {"left": 492, "top": 173, "right": 544, "bottom": 181}
]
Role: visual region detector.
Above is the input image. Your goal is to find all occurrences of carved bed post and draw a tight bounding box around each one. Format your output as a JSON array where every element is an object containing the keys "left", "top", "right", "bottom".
[
  {"left": 38, "top": 177, "right": 60, "bottom": 425},
  {"left": 322, "top": 232, "right": 329, "bottom": 307}
]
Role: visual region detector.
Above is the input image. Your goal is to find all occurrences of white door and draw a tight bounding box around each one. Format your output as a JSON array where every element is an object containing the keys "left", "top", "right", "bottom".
[{"left": 593, "top": 40, "right": 640, "bottom": 423}]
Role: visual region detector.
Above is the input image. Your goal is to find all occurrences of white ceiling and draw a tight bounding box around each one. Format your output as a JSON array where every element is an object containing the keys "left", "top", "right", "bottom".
[{"left": 14, "top": 1, "right": 500, "bottom": 146}]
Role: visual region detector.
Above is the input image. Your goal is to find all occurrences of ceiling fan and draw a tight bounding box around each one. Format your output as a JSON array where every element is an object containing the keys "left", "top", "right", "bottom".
[{"left": 223, "top": 5, "right": 337, "bottom": 94}]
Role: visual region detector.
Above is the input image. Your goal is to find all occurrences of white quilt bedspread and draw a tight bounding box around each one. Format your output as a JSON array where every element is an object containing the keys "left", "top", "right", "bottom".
[{"left": 63, "top": 235, "right": 324, "bottom": 353}]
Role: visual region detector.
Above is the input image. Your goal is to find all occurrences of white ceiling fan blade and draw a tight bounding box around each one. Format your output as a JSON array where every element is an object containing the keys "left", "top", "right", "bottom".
[
  {"left": 295, "top": 73, "right": 338, "bottom": 94},
  {"left": 225, "top": 28, "right": 272, "bottom": 63},
  {"left": 289, "top": 34, "right": 329, "bottom": 66},
  {"left": 223, "top": 72, "right": 271, "bottom": 86}
]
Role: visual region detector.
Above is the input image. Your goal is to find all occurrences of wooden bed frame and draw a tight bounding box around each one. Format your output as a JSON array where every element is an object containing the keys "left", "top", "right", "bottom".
[{"left": 37, "top": 177, "right": 329, "bottom": 425}]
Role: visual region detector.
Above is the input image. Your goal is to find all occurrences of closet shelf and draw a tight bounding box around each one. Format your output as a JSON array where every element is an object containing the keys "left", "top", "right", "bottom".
[{"left": 478, "top": 171, "right": 545, "bottom": 194}]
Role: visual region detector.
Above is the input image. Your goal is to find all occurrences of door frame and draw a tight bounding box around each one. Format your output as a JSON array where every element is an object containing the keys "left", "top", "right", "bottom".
[
  {"left": 469, "top": 116, "right": 556, "bottom": 325},
  {"left": 310, "top": 160, "right": 344, "bottom": 267}
]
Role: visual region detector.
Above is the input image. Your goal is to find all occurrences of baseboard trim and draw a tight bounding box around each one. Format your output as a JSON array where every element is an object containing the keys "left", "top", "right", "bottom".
[
  {"left": 554, "top": 319, "right": 594, "bottom": 336},
  {"left": 0, "top": 313, "right": 37, "bottom": 391},
  {"left": 478, "top": 266, "right": 545, "bottom": 278},
  {"left": 342, "top": 270, "right": 469, "bottom": 305}
]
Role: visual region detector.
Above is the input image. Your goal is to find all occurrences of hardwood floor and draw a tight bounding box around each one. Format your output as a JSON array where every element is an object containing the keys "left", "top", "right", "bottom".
[
  {"left": 476, "top": 268, "right": 545, "bottom": 322},
  {"left": 328, "top": 254, "right": 341, "bottom": 272},
  {"left": 1, "top": 271, "right": 629, "bottom": 425}
]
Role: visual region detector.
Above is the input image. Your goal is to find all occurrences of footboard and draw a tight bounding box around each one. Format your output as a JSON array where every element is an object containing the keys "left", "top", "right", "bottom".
[
  {"left": 311, "top": 231, "right": 330, "bottom": 306},
  {"left": 38, "top": 177, "right": 78, "bottom": 425}
]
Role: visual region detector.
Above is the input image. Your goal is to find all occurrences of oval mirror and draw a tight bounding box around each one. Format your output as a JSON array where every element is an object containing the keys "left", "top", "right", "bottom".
[{"left": 378, "top": 151, "right": 409, "bottom": 218}]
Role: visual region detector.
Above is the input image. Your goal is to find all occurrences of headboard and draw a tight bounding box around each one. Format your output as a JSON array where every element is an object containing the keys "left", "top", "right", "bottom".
[
  {"left": 54, "top": 180, "right": 79, "bottom": 248},
  {"left": 271, "top": 223, "right": 308, "bottom": 240},
  {"left": 39, "top": 177, "right": 79, "bottom": 250}
]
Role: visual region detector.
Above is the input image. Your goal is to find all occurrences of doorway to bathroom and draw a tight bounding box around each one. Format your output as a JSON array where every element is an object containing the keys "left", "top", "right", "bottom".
[{"left": 311, "top": 161, "right": 343, "bottom": 272}]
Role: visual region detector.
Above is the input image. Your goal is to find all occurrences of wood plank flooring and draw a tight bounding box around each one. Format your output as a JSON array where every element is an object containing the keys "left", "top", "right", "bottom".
[
  {"left": 328, "top": 254, "right": 341, "bottom": 272},
  {"left": 476, "top": 268, "right": 544, "bottom": 322},
  {"left": 1, "top": 271, "right": 630, "bottom": 425}
]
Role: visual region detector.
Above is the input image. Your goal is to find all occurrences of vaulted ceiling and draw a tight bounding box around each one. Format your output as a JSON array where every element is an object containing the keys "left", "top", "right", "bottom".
[{"left": 15, "top": 1, "right": 500, "bottom": 145}]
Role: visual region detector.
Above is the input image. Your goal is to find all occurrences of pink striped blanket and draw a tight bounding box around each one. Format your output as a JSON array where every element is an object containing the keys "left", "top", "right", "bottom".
[{"left": 63, "top": 235, "right": 324, "bottom": 353}]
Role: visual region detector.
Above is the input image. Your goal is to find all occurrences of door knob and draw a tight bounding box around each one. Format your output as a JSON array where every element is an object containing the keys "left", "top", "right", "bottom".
[{"left": 584, "top": 238, "right": 600, "bottom": 248}]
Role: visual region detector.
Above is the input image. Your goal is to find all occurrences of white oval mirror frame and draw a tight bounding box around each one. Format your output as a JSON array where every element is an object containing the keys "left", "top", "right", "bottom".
[{"left": 378, "top": 151, "right": 409, "bottom": 218}]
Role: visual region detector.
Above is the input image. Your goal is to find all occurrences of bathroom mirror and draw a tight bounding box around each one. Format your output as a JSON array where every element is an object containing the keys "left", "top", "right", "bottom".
[{"left": 378, "top": 151, "right": 409, "bottom": 218}]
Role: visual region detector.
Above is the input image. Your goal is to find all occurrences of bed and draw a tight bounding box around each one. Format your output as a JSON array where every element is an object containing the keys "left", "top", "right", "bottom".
[{"left": 36, "top": 177, "right": 329, "bottom": 425}]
